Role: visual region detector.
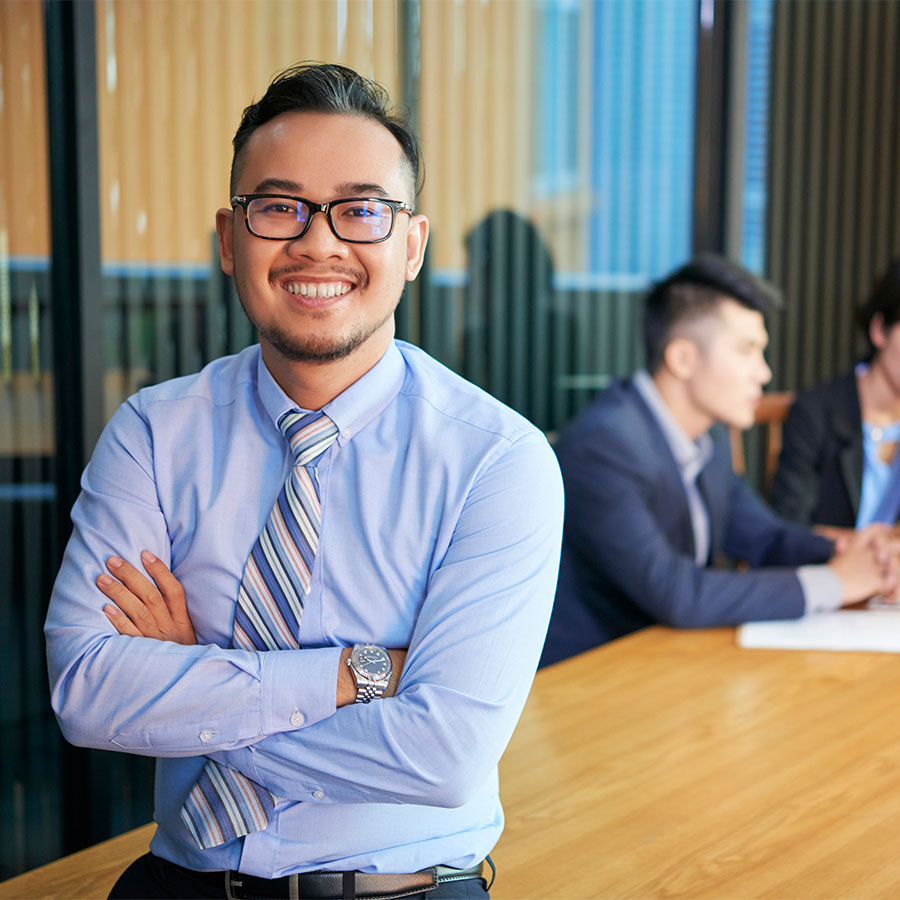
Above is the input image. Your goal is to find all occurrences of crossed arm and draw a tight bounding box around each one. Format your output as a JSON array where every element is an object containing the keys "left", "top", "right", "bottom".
[
  {"left": 89, "top": 446, "right": 562, "bottom": 805},
  {"left": 46, "top": 405, "right": 564, "bottom": 808},
  {"left": 98, "top": 550, "right": 406, "bottom": 706}
]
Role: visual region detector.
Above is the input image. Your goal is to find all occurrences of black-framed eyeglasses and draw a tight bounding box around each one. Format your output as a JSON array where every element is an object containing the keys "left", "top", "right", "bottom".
[{"left": 231, "top": 193, "right": 415, "bottom": 244}]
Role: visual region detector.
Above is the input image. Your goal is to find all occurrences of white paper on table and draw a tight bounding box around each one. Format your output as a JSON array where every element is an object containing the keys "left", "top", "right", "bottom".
[{"left": 737, "top": 610, "right": 900, "bottom": 652}]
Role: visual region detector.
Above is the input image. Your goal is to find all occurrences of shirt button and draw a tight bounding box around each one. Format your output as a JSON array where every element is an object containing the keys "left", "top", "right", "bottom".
[
  {"left": 199, "top": 730, "right": 216, "bottom": 743},
  {"left": 312, "top": 790, "right": 325, "bottom": 799},
  {"left": 290, "top": 710, "right": 305, "bottom": 727}
]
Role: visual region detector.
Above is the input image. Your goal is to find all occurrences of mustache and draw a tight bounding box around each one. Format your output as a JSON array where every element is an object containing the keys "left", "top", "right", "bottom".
[{"left": 269, "top": 264, "right": 367, "bottom": 288}]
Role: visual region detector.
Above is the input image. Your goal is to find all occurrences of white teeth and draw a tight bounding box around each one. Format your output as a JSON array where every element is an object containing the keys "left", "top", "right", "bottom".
[{"left": 285, "top": 282, "right": 352, "bottom": 298}]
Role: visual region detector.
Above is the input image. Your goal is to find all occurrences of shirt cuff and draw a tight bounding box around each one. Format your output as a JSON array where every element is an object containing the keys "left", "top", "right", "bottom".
[
  {"left": 797, "top": 565, "right": 843, "bottom": 614},
  {"left": 260, "top": 646, "right": 343, "bottom": 735}
]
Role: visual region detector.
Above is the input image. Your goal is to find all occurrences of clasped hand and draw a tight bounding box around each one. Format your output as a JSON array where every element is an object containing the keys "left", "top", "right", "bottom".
[{"left": 829, "top": 523, "right": 900, "bottom": 606}]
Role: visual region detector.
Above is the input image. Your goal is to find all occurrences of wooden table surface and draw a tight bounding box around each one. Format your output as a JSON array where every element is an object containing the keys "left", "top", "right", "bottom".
[
  {"left": 492, "top": 626, "right": 900, "bottom": 899},
  {"left": 4, "top": 625, "right": 900, "bottom": 899},
  {"left": 0, "top": 824, "right": 156, "bottom": 900}
]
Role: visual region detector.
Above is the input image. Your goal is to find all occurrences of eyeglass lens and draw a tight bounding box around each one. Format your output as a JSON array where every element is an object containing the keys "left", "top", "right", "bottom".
[{"left": 246, "top": 197, "right": 395, "bottom": 241}]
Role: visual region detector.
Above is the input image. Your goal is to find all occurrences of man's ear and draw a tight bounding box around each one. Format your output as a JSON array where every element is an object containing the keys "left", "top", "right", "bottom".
[
  {"left": 662, "top": 336, "right": 700, "bottom": 381},
  {"left": 870, "top": 312, "right": 887, "bottom": 351},
  {"left": 405, "top": 215, "right": 429, "bottom": 281},
  {"left": 216, "top": 208, "right": 235, "bottom": 276}
]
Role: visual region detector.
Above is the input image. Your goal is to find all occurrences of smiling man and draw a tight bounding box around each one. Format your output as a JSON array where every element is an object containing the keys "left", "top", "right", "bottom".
[
  {"left": 540, "top": 253, "right": 898, "bottom": 666},
  {"left": 44, "top": 64, "right": 563, "bottom": 900}
]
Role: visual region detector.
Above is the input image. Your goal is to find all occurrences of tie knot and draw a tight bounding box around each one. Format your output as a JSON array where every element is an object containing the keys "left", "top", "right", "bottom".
[{"left": 278, "top": 411, "right": 339, "bottom": 467}]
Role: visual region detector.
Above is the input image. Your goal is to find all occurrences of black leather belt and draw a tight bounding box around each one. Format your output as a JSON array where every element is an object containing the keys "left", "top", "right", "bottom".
[{"left": 167, "top": 857, "right": 487, "bottom": 900}]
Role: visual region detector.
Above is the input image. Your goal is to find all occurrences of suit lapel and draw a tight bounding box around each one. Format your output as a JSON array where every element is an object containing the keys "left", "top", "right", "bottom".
[
  {"left": 833, "top": 374, "right": 863, "bottom": 516},
  {"left": 838, "top": 441, "right": 863, "bottom": 514},
  {"left": 697, "top": 441, "right": 728, "bottom": 564},
  {"left": 627, "top": 380, "right": 703, "bottom": 560}
]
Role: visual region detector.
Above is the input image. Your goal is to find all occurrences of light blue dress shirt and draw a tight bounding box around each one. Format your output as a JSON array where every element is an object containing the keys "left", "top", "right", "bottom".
[
  {"left": 857, "top": 421, "right": 900, "bottom": 528},
  {"left": 45, "top": 341, "right": 564, "bottom": 878}
]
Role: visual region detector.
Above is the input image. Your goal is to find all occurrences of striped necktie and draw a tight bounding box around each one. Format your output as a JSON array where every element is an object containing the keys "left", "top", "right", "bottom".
[{"left": 180, "top": 410, "right": 339, "bottom": 849}]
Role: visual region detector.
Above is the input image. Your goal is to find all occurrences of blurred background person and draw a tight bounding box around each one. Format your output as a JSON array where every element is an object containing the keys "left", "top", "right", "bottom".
[
  {"left": 541, "top": 254, "right": 899, "bottom": 666},
  {"left": 772, "top": 260, "right": 900, "bottom": 535}
]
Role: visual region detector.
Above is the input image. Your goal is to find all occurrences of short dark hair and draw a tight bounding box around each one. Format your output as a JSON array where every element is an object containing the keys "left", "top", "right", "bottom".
[
  {"left": 230, "top": 62, "right": 422, "bottom": 199},
  {"left": 857, "top": 258, "right": 900, "bottom": 358},
  {"left": 643, "top": 252, "right": 782, "bottom": 373}
]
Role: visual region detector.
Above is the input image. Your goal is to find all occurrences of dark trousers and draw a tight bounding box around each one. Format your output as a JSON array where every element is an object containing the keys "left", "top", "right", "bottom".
[{"left": 108, "top": 853, "right": 491, "bottom": 900}]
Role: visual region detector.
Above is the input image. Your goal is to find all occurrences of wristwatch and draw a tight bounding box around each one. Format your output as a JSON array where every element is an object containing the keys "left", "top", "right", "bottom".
[{"left": 347, "top": 643, "right": 393, "bottom": 703}]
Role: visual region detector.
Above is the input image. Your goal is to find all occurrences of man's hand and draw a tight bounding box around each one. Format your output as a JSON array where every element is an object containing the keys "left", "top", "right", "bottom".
[
  {"left": 829, "top": 525, "right": 900, "bottom": 606},
  {"left": 813, "top": 524, "right": 857, "bottom": 554},
  {"left": 98, "top": 551, "right": 197, "bottom": 644}
]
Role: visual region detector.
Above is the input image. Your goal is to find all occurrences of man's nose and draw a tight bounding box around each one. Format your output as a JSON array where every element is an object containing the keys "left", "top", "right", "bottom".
[
  {"left": 759, "top": 357, "right": 772, "bottom": 385},
  {"left": 287, "top": 210, "right": 347, "bottom": 258}
]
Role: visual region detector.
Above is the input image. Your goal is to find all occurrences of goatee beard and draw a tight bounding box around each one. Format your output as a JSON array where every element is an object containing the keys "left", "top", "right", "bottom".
[
  {"left": 253, "top": 305, "right": 396, "bottom": 363},
  {"left": 261, "top": 322, "right": 369, "bottom": 362}
]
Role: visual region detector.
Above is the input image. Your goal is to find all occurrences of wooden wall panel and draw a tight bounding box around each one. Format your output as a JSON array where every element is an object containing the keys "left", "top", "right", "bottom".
[
  {"left": 418, "top": 0, "right": 552, "bottom": 270},
  {"left": 3, "top": 0, "right": 585, "bottom": 270},
  {"left": 416, "top": 0, "right": 595, "bottom": 272},
  {"left": 95, "top": 0, "right": 402, "bottom": 266},
  {"left": 0, "top": 1, "right": 50, "bottom": 258}
]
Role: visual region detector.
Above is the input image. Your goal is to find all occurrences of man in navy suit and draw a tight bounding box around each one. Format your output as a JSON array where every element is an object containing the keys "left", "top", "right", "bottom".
[{"left": 541, "top": 254, "right": 899, "bottom": 666}]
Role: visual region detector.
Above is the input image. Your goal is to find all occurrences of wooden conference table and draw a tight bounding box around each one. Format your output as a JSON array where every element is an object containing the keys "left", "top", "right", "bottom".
[{"left": 4, "top": 625, "right": 900, "bottom": 899}]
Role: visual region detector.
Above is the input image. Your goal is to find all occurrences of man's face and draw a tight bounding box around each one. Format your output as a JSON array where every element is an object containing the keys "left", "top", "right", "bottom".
[
  {"left": 217, "top": 111, "right": 428, "bottom": 371},
  {"left": 681, "top": 298, "right": 773, "bottom": 430}
]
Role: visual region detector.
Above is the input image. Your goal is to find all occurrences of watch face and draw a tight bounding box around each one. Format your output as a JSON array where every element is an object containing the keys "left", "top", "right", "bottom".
[{"left": 353, "top": 645, "right": 391, "bottom": 680}]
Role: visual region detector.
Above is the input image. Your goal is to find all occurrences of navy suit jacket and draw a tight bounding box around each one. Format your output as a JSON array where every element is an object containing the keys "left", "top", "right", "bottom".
[
  {"left": 770, "top": 371, "right": 864, "bottom": 528},
  {"left": 540, "top": 378, "right": 834, "bottom": 666}
]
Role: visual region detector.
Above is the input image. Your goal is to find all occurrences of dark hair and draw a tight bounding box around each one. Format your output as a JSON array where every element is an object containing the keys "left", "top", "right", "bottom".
[
  {"left": 857, "top": 259, "right": 900, "bottom": 358},
  {"left": 643, "top": 252, "right": 782, "bottom": 373},
  {"left": 230, "top": 62, "right": 422, "bottom": 199}
]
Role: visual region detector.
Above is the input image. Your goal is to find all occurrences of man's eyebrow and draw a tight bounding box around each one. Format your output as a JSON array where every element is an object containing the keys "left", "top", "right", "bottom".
[
  {"left": 335, "top": 182, "right": 390, "bottom": 198},
  {"left": 251, "top": 178, "right": 304, "bottom": 194},
  {"left": 246, "top": 179, "right": 393, "bottom": 199}
]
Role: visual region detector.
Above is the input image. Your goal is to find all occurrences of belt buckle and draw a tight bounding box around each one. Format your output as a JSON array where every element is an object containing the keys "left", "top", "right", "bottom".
[
  {"left": 225, "top": 871, "right": 301, "bottom": 900},
  {"left": 224, "top": 872, "right": 241, "bottom": 900}
]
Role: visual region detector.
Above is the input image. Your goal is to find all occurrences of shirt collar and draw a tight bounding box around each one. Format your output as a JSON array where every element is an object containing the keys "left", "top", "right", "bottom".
[
  {"left": 256, "top": 341, "right": 405, "bottom": 445},
  {"left": 632, "top": 369, "right": 713, "bottom": 481}
]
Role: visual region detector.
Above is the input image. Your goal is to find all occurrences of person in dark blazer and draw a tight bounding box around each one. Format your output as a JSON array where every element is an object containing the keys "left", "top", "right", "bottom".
[
  {"left": 541, "top": 254, "right": 899, "bottom": 666},
  {"left": 772, "top": 260, "right": 900, "bottom": 531}
]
